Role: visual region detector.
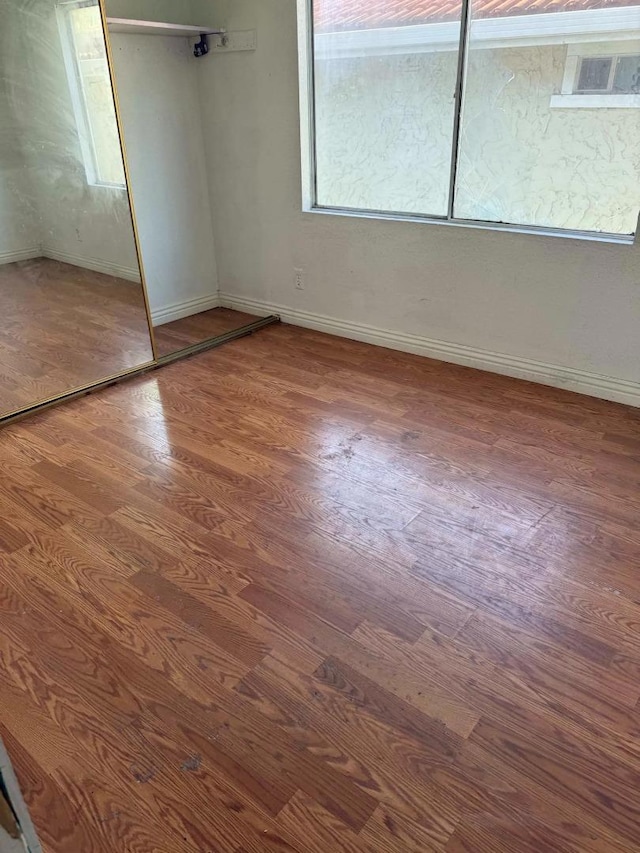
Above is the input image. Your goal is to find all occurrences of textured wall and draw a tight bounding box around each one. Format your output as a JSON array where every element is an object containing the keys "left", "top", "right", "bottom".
[
  {"left": 456, "top": 45, "right": 640, "bottom": 234},
  {"left": 1, "top": 0, "right": 139, "bottom": 273},
  {"left": 0, "top": 2, "right": 41, "bottom": 259},
  {"left": 315, "top": 45, "right": 640, "bottom": 234},
  {"left": 315, "top": 52, "right": 457, "bottom": 215}
]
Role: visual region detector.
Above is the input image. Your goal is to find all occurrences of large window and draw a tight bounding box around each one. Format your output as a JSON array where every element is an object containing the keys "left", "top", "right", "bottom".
[
  {"left": 57, "top": 0, "right": 126, "bottom": 188},
  {"left": 303, "top": 0, "right": 640, "bottom": 237}
]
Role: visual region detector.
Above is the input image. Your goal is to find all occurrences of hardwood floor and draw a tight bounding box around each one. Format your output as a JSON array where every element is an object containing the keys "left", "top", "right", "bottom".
[
  {"left": 0, "top": 258, "right": 153, "bottom": 417},
  {"left": 1, "top": 323, "right": 640, "bottom": 852},
  {"left": 154, "top": 308, "right": 264, "bottom": 356}
]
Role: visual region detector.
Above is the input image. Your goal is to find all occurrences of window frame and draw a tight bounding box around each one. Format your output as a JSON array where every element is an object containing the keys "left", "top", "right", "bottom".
[
  {"left": 576, "top": 55, "right": 615, "bottom": 92},
  {"left": 56, "top": 0, "right": 127, "bottom": 190},
  {"left": 297, "top": 0, "right": 638, "bottom": 244}
]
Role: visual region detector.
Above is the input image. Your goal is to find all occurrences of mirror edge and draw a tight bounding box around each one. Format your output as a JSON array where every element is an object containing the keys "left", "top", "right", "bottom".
[{"left": 98, "top": 0, "right": 158, "bottom": 361}]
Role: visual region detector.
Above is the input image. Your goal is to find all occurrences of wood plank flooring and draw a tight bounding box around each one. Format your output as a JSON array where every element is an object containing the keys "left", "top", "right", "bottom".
[
  {"left": 154, "top": 308, "right": 264, "bottom": 356},
  {"left": 0, "top": 258, "right": 153, "bottom": 417},
  {"left": 1, "top": 323, "right": 640, "bottom": 852}
]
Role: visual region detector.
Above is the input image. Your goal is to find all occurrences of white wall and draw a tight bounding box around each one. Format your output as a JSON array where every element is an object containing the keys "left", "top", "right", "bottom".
[
  {"left": 106, "top": 0, "right": 196, "bottom": 24},
  {"left": 193, "top": 0, "right": 640, "bottom": 405},
  {"left": 0, "top": 72, "right": 40, "bottom": 262},
  {"left": 109, "top": 28, "right": 219, "bottom": 323},
  {"left": 0, "top": 3, "right": 42, "bottom": 262}
]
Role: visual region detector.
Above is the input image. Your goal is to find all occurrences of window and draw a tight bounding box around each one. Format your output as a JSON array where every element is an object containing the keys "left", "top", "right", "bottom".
[
  {"left": 576, "top": 54, "right": 640, "bottom": 93},
  {"left": 577, "top": 56, "right": 614, "bottom": 92},
  {"left": 57, "top": 0, "right": 126, "bottom": 188},
  {"left": 301, "top": 0, "right": 640, "bottom": 238}
]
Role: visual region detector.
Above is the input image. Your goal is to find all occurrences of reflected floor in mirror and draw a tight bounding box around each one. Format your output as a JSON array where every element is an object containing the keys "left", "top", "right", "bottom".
[
  {"left": 154, "top": 308, "right": 265, "bottom": 357},
  {"left": 0, "top": 258, "right": 154, "bottom": 417}
]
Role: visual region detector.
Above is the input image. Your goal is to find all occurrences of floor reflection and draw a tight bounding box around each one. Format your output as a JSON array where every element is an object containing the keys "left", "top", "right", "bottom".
[
  {"left": 154, "top": 307, "right": 264, "bottom": 357},
  {"left": 0, "top": 257, "right": 153, "bottom": 416}
]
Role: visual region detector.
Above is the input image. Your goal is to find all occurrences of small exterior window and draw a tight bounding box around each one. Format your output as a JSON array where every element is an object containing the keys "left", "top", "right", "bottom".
[
  {"left": 57, "top": 0, "right": 126, "bottom": 189},
  {"left": 550, "top": 42, "right": 640, "bottom": 112},
  {"left": 576, "top": 57, "right": 613, "bottom": 92},
  {"left": 575, "top": 55, "right": 640, "bottom": 94}
]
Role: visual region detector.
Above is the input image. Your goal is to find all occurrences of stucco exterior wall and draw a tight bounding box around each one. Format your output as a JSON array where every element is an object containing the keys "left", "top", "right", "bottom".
[{"left": 315, "top": 44, "right": 640, "bottom": 234}]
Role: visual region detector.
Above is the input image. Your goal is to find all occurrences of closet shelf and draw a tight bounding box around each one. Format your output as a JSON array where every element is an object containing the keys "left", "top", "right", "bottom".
[{"left": 106, "top": 18, "right": 224, "bottom": 37}]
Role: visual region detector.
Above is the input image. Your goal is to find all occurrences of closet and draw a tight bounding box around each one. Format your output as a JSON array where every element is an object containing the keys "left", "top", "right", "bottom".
[{"left": 0, "top": 0, "right": 273, "bottom": 424}]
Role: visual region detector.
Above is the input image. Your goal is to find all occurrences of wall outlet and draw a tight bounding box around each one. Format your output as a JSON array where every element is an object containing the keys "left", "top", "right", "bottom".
[{"left": 294, "top": 268, "right": 305, "bottom": 291}]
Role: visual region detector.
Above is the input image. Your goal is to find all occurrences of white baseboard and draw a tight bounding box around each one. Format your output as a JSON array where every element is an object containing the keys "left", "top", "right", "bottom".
[
  {"left": 220, "top": 293, "right": 640, "bottom": 408},
  {"left": 152, "top": 293, "right": 220, "bottom": 326},
  {"left": 0, "top": 247, "right": 42, "bottom": 265},
  {"left": 42, "top": 247, "right": 142, "bottom": 283}
]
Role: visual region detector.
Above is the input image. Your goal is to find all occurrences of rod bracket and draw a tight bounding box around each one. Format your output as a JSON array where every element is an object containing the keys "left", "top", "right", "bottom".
[{"left": 194, "top": 34, "right": 209, "bottom": 58}]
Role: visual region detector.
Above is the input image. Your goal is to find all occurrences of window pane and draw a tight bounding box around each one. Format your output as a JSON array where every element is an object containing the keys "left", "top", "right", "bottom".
[
  {"left": 312, "top": 0, "right": 462, "bottom": 216},
  {"left": 454, "top": 1, "right": 640, "bottom": 234},
  {"left": 576, "top": 57, "right": 612, "bottom": 92},
  {"left": 613, "top": 55, "right": 640, "bottom": 93},
  {"left": 69, "top": 4, "right": 125, "bottom": 186}
]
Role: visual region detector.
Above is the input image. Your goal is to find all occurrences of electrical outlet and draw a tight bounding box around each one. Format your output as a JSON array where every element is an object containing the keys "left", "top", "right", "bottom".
[{"left": 294, "top": 268, "right": 305, "bottom": 291}]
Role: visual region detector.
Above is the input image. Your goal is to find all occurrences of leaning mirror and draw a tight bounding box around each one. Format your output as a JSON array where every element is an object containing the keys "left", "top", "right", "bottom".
[{"left": 0, "top": 0, "right": 154, "bottom": 420}]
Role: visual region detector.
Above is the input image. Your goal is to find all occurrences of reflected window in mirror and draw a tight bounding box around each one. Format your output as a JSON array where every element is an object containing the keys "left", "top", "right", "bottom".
[
  {"left": 0, "top": 0, "right": 154, "bottom": 422},
  {"left": 57, "top": 0, "right": 125, "bottom": 188}
]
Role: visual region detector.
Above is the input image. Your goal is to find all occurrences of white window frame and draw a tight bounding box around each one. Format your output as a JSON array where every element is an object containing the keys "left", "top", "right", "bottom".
[
  {"left": 550, "top": 41, "right": 640, "bottom": 108},
  {"left": 297, "top": 0, "right": 640, "bottom": 244},
  {"left": 56, "top": 0, "right": 126, "bottom": 189}
]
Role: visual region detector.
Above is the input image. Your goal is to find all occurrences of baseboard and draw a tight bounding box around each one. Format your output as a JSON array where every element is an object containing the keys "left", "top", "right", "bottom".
[
  {"left": 220, "top": 293, "right": 640, "bottom": 408},
  {"left": 152, "top": 293, "right": 220, "bottom": 326},
  {"left": 0, "top": 247, "right": 42, "bottom": 265},
  {"left": 42, "top": 247, "right": 141, "bottom": 283}
]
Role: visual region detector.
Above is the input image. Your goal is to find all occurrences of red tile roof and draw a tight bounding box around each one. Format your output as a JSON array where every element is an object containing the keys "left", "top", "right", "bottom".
[{"left": 314, "top": 0, "right": 638, "bottom": 30}]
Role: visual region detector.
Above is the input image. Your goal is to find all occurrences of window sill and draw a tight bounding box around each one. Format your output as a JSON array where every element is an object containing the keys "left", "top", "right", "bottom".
[
  {"left": 550, "top": 93, "right": 640, "bottom": 109},
  {"left": 305, "top": 204, "right": 637, "bottom": 246}
]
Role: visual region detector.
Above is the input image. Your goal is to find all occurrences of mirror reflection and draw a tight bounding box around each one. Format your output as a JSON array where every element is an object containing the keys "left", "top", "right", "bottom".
[{"left": 0, "top": 0, "right": 154, "bottom": 418}]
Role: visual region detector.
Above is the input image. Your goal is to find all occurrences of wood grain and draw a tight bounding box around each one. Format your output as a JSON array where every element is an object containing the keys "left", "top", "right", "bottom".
[
  {"left": 0, "top": 258, "right": 152, "bottom": 417},
  {"left": 154, "top": 307, "right": 263, "bottom": 356},
  {"left": 1, "top": 322, "right": 640, "bottom": 851}
]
